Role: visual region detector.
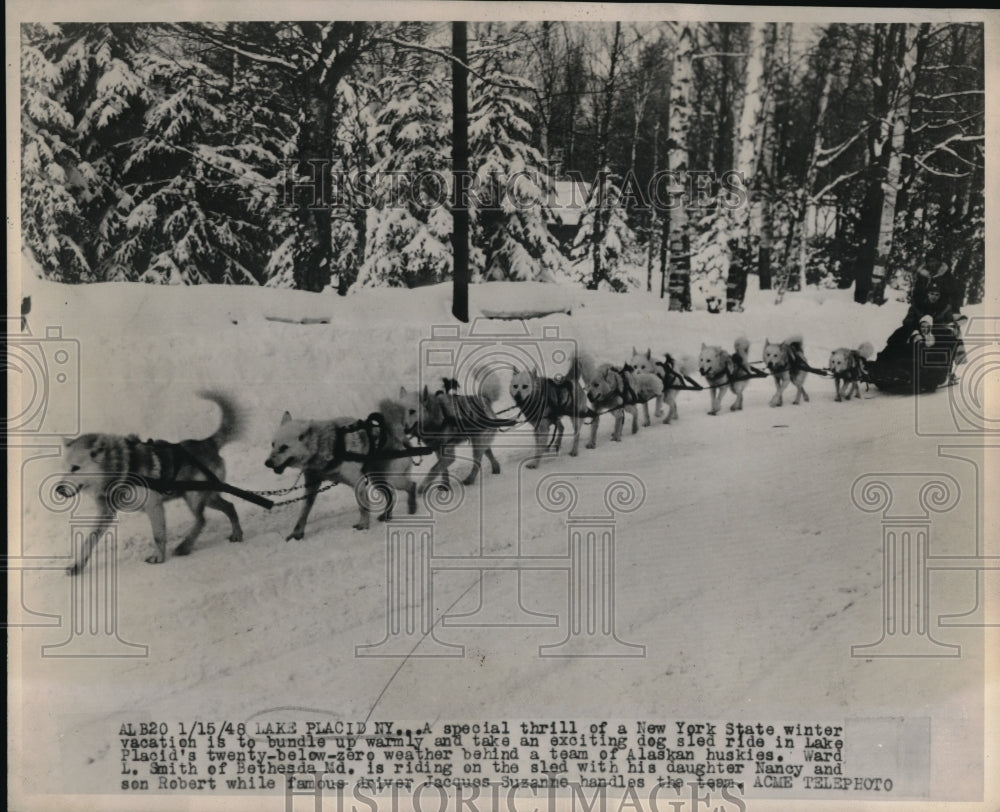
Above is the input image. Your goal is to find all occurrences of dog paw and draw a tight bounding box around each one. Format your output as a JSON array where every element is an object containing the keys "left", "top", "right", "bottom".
[
  {"left": 835, "top": 395, "right": 842, "bottom": 402},
  {"left": 491, "top": 463, "right": 501, "bottom": 475},
  {"left": 643, "top": 419, "right": 651, "bottom": 427},
  {"left": 353, "top": 521, "right": 370, "bottom": 531},
  {"left": 585, "top": 442, "right": 596, "bottom": 450},
  {"left": 377, "top": 512, "right": 391, "bottom": 522},
  {"left": 569, "top": 449, "right": 578, "bottom": 457},
  {"left": 145, "top": 554, "right": 165, "bottom": 564},
  {"left": 286, "top": 530, "right": 304, "bottom": 542},
  {"left": 173, "top": 544, "right": 192, "bottom": 556},
  {"left": 65, "top": 563, "right": 80, "bottom": 576},
  {"left": 526, "top": 460, "right": 539, "bottom": 470},
  {"left": 229, "top": 534, "right": 243, "bottom": 543}
]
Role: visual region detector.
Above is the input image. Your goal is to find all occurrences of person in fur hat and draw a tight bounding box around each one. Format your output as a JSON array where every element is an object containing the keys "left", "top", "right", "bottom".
[{"left": 913, "top": 252, "right": 963, "bottom": 316}]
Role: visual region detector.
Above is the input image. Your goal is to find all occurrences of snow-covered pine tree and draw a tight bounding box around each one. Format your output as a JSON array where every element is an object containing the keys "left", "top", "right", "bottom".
[
  {"left": 692, "top": 207, "right": 733, "bottom": 309},
  {"left": 468, "top": 35, "right": 566, "bottom": 282},
  {"left": 115, "top": 32, "right": 290, "bottom": 285},
  {"left": 326, "top": 76, "right": 379, "bottom": 292},
  {"left": 21, "top": 23, "right": 148, "bottom": 281},
  {"left": 353, "top": 43, "right": 453, "bottom": 289},
  {"left": 568, "top": 168, "right": 640, "bottom": 291}
]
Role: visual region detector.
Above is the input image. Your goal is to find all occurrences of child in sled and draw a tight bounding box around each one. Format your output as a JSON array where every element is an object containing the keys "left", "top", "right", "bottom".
[{"left": 911, "top": 257, "right": 968, "bottom": 381}]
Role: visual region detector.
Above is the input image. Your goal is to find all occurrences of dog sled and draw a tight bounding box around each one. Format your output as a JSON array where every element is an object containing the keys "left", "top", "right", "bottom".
[{"left": 865, "top": 324, "right": 960, "bottom": 395}]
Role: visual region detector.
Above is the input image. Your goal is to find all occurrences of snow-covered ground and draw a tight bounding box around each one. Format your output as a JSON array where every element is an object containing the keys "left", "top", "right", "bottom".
[{"left": 8, "top": 268, "right": 995, "bottom": 810}]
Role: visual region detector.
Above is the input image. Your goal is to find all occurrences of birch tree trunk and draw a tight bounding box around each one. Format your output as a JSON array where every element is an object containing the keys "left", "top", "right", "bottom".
[
  {"left": 647, "top": 119, "right": 660, "bottom": 293},
  {"left": 756, "top": 24, "right": 777, "bottom": 291},
  {"left": 725, "top": 22, "right": 768, "bottom": 311},
  {"left": 869, "top": 23, "right": 922, "bottom": 304},
  {"left": 796, "top": 48, "right": 838, "bottom": 295},
  {"left": 667, "top": 23, "right": 694, "bottom": 311},
  {"left": 590, "top": 22, "right": 622, "bottom": 289},
  {"left": 855, "top": 23, "right": 920, "bottom": 304}
]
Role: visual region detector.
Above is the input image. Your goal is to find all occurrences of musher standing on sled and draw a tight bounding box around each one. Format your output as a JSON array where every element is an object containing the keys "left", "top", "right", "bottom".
[{"left": 911, "top": 252, "right": 967, "bottom": 384}]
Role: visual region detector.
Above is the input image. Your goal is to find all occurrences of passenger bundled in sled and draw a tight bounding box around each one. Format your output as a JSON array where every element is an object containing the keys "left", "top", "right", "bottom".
[{"left": 867, "top": 254, "right": 966, "bottom": 394}]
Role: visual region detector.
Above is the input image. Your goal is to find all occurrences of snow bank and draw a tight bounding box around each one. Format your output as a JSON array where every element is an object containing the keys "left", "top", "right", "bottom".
[{"left": 10, "top": 266, "right": 988, "bottom": 807}]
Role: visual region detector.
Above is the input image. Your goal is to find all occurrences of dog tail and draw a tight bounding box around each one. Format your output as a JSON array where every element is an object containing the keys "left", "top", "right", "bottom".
[
  {"left": 477, "top": 373, "right": 503, "bottom": 405},
  {"left": 199, "top": 390, "right": 245, "bottom": 448},
  {"left": 570, "top": 349, "right": 598, "bottom": 385},
  {"left": 857, "top": 341, "right": 875, "bottom": 360},
  {"left": 677, "top": 355, "right": 697, "bottom": 377},
  {"left": 734, "top": 336, "right": 750, "bottom": 359},
  {"left": 784, "top": 334, "right": 804, "bottom": 351}
]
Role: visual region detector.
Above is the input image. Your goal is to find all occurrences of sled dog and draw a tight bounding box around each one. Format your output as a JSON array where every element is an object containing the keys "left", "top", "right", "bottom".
[
  {"left": 396, "top": 374, "right": 514, "bottom": 491},
  {"left": 699, "top": 338, "right": 753, "bottom": 415},
  {"left": 762, "top": 335, "right": 811, "bottom": 407},
  {"left": 627, "top": 347, "right": 697, "bottom": 424},
  {"left": 585, "top": 363, "right": 662, "bottom": 448},
  {"left": 829, "top": 342, "right": 874, "bottom": 402},
  {"left": 265, "top": 400, "right": 416, "bottom": 540},
  {"left": 55, "top": 392, "right": 245, "bottom": 575},
  {"left": 509, "top": 353, "right": 593, "bottom": 467}
]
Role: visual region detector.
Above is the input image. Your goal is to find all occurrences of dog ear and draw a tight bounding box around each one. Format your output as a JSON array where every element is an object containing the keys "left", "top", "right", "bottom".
[
  {"left": 422, "top": 385, "right": 430, "bottom": 400},
  {"left": 399, "top": 386, "right": 408, "bottom": 398},
  {"left": 281, "top": 411, "right": 292, "bottom": 425},
  {"left": 632, "top": 345, "right": 638, "bottom": 356},
  {"left": 646, "top": 348, "right": 652, "bottom": 359},
  {"left": 701, "top": 342, "right": 707, "bottom": 350}
]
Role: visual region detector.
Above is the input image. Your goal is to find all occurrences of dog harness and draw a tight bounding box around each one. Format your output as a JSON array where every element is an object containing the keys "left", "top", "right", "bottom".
[
  {"left": 429, "top": 391, "right": 519, "bottom": 433},
  {"left": 123, "top": 436, "right": 184, "bottom": 492},
  {"left": 612, "top": 366, "right": 640, "bottom": 405},
  {"left": 329, "top": 413, "right": 436, "bottom": 472},
  {"left": 514, "top": 376, "right": 587, "bottom": 425}
]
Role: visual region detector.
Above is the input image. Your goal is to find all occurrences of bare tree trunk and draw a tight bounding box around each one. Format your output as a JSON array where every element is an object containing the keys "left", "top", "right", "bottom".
[
  {"left": 659, "top": 210, "right": 670, "bottom": 299},
  {"left": 647, "top": 120, "right": 660, "bottom": 293},
  {"left": 297, "top": 87, "right": 337, "bottom": 292},
  {"left": 725, "top": 22, "right": 767, "bottom": 311},
  {"left": 667, "top": 23, "right": 694, "bottom": 311},
  {"left": 452, "top": 21, "right": 469, "bottom": 322},
  {"left": 590, "top": 22, "right": 622, "bottom": 289},
  {"left": 869, "top": 23, "right": 923, "bottom": 304},
  {"left": 756, "top": 24, "right": 777, "bottom": 292},
  {"left": 796, "top": 45, "right": 839, "bottom": 295},
  {"left": 855, "top": 23, "right": 920, "bottom": 304}
]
